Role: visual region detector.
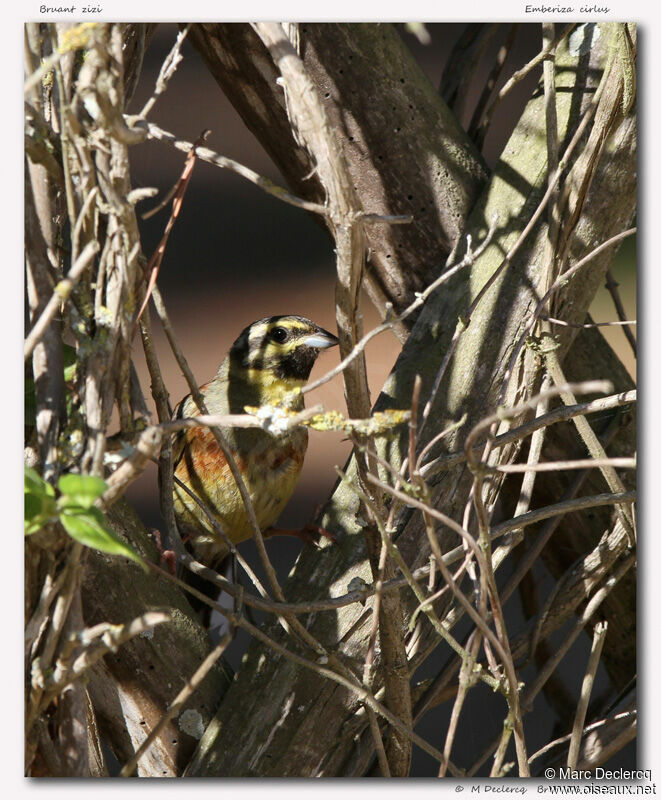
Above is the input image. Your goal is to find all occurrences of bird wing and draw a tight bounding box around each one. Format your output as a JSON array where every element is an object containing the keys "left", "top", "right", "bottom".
[{"left": 171, "top": 384, "right": 206, "bottom": 470}]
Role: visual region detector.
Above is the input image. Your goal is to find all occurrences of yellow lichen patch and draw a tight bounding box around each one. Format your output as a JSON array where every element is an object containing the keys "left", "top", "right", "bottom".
[
  {"left": 307, "top": 409, "right": 346, "bottom": 432},
  {"left": 242, "top": 403, "right": 411, "bottom": 437},
  {"left": 58, "top": 22, "right": 99, "bottom": 53},
  {"left": 308, "top": 408, "right": 410, "bottom": 436}
]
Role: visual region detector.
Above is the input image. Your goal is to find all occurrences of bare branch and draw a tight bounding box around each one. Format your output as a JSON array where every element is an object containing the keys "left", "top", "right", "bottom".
[
  {"left": 528, "top": 704, "right": 635, "bottom": 772},
  {"left": 543, "top": 315, "right": 636, "bottom": 329},
  {"left": 138, "top": 25, "right": 190, "bottom": 118},
  {"left": 490, "top": 490, "right": 635, "bottom": 540},
  {"left": 567, "top": 621, "right": 608, "bottom": 770},
  {"left": 41, "top": 611, "right": 170, "bottom": 698},
  {"left": 99, "top": 426, "right": 163, "bottom": 509},
  {"left": 604, "top": 269, "right": 637, "bottom": 357},
  {"left": 477, "top": 23, "right": 577, "bottom": 145},
  {"left": 503, "top": 227, "right": 636, "bottom": 394},
  {"left": 132, "top": 118, "right": 329, "bottom": 216},
  {"left": 421, "top": 390, "right": 635, "bottom": 478},
  {"left": 303, "top": 216, "right": 498, "bottom": 396},
  {"left": 464, "top": 380, "right": 613, "bottom": 465},
  {"left": 486, "top": 456, "right": 635, "bottom": 474}
]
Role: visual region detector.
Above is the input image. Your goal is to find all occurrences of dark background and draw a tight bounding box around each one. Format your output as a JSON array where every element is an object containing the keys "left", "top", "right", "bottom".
[{"left": 121, "top": 24, "right": 636, "bottom": 776}]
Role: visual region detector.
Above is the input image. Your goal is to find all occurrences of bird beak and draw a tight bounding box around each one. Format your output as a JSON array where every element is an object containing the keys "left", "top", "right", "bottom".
[{"left": 302, "top": 328, "right": 339, "bottom": 350}]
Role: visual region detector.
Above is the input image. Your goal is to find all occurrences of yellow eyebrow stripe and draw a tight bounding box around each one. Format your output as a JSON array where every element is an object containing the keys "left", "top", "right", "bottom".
[
  {"left": 277, "top": 320, "right": 308, "bottom": 330},
  {"left": 249, "top": 319, "right": 311, "bottom": 344}
]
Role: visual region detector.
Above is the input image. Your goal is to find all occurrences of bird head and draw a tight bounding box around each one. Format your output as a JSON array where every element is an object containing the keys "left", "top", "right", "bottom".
[{"left": 224, "top": 315, "right": 339, "bottom": 407}]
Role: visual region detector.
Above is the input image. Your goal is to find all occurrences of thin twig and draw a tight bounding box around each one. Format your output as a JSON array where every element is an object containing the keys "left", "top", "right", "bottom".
[
  {"left": 25, "top": 242, "right": 99, "bottom": 361},
  {"left": 132, "top": 129, "right": 209, "bottom": 333},
  {"left": 567, "top": 621, "right": 608, "bottom": 770},
  {"left": 131, "top": 118, "right": 329, "bottom": 216},
  {"left": 604, "top": 269, "right": 637, "bottom": 357},
  {"left": 502, "top": 228, "right": 636, "bottom": 395},
  {"left": 528, "top": 706, "right": 635, "bottom": 769},
  {"left": 146, "top": 558, "right": 453, "bottom": 772},
  {"left": 138, "top": 25, "right": 190, "bottom": 118},
  {"left": 421, "top": 389, "right": 635, "bottom": 478},
  {"left": 485, "top": 456, "right": 635, "bottom": 474},
  {"left": 415, "top": 415, "right": 468, "bottom": 473},
  {"left": 543, "top": 315, "right": 636, "bottom": 329},
  {"left": 477, "top": 23, "right": 577, "bottom": 145},
  {"left": 303, "top": 216, "right": 498, "bottom": 396},
  {"left": 465, "top": 381, "right": 612, "bottom": 465},
  {"left": 439, "top": 631, "right": 480, "bottom": 777},
  {"left": 159, "top": 405, "right": 322, "bottom": 434},
  {"left": 489, "top": 490, "right": 635, "bottom": 540}
]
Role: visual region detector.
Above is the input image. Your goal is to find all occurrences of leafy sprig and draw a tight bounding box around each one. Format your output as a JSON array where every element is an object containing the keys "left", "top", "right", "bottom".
[{"left": 24, "top": 467, "right": 144, "bottom": 567}]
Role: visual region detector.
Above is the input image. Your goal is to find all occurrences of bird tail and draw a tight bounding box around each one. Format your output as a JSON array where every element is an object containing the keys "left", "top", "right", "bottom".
[{"left": 182, "top": 551, "right": 231, "bottom": 628}]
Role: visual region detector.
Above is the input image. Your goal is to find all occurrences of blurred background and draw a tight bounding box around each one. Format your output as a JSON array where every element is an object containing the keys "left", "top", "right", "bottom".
[{"left": 122, "top": 24, "right": 636, "bottom": 775}]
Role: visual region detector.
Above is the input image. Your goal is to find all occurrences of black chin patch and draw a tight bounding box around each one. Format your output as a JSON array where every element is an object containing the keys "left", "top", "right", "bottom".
[{"left": 274, "top": 345, "right": 319, "bottom": 381}]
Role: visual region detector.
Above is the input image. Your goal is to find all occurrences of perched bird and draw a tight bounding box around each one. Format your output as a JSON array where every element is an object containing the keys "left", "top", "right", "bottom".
[{"left": 170, "top": 315, "right": 339, "bottom": 583}]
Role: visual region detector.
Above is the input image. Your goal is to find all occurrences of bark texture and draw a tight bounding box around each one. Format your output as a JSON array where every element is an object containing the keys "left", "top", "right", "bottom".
[
  {"left": 82, "top": 501, "right": 233, "bottom": 776},
  {"left": 187, "top": 22, "right": 488, "bottom": 327},
  {"left": 183, "top": 23, "right": 636, "bottom": 776}
]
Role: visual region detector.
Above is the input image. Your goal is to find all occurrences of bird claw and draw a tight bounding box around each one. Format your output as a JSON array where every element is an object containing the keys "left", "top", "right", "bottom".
[
  {"left": 300, "top": 522, "right": 338, "bottom": 546},
  {"left": 264, "top": 522, "right": 339, "bottom": 548},
  {"left": 149, "top": 528, "right": 178, "bottom": 575}
]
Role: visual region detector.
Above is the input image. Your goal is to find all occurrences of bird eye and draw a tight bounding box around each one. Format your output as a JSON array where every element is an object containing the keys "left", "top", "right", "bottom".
[{"left": 271, "top": 326, "right": 289, "bottom": 343}]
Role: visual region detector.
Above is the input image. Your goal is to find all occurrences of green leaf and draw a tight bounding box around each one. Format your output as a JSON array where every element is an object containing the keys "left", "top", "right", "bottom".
[
  {"left": 24, "top": 495, "right": 55, "bottom": 535},
  {"left": 25, "top": 466, "right": 55, "bottom": 497},
  {"left": 25, "top": 466, "right": 57, "bottom": 534},
  {"left": 57, "top": 473, "right": 107, "bottom": 508},
  {"left": 60, "top": 507, "right": 145, "bottom": 567}
]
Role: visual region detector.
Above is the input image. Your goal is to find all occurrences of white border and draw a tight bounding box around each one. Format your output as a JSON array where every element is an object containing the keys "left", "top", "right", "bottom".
[{"left": 10, "top": 0, "right": 660, "bottom": 794}]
